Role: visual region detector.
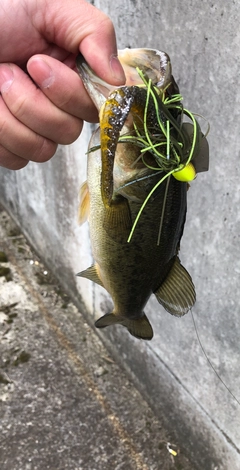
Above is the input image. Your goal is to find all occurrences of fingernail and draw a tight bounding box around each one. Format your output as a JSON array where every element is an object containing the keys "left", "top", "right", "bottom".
[
  {"left": 110, "top": 55, "right": 125, "bottom": 83},
  {"left": 28, "top": 58, "right": 55, "bottom": 89},
  {"left": 0, "top": 65, "right": 14, "bottom": 93}
]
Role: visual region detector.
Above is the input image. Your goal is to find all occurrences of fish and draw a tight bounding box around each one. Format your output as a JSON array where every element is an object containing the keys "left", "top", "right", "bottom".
[{"left": 76, "top": 48, "right": 203, "bottom": 341}]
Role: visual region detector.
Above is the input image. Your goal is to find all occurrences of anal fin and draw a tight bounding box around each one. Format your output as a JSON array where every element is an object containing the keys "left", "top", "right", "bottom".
[{"left": 154, "top": 257, "right": 196, "bottom": 316}]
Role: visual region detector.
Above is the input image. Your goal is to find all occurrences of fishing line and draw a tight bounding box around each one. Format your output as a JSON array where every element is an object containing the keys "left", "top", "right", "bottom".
[
  {"left": 191, "top": 310, "right": 240, "bottom": 407},
  {"left": 117, "top": 171, "right": 163, "bottom": 192},
  {"left": 191, "top": 112, "right": 210, "bottom": 138},
  {"left": 182, "top": 108, "right": 198, "bottom": 163},
  {"left": 157, "top": 176, "right": 170, "bottom": 246},
  {"left": 127, "top": 169, "right": 175, "bottom": 243},
  {"left": 166, "top": 120, "right": 170, "bottom": 160}
]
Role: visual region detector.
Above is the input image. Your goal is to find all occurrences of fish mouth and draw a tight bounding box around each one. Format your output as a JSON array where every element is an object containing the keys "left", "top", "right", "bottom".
[{"left": 76, "top": 48, "right": 173, "bottom": 111}]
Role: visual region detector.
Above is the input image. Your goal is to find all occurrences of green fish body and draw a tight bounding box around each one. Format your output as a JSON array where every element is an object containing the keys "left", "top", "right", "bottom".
[{"left": 77, "top": 49, "right": 196, "bottom": 340}]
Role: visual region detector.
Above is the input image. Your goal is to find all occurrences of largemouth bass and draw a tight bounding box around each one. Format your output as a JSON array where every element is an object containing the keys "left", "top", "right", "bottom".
[{"left": 76, "top": 48, "right": 208, "bottom": 340}]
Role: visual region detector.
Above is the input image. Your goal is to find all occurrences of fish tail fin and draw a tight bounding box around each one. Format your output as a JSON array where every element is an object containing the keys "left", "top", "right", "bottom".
[
  {"left": 123, "top": 315, "right": 154, "bottom": 340},
  {"left": 95, "top": 313, "right": 153, "bottom": 341}
]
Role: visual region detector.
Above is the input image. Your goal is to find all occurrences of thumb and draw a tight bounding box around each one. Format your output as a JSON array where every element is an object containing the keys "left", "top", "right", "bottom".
[{"left": 43, "top": 0, "right": 125, "bottom": 85}]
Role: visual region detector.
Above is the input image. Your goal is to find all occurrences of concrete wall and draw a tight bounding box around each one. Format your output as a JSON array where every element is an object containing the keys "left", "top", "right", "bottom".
[{"left": 1, "top": 1, "right": 240, "bottom": 468}]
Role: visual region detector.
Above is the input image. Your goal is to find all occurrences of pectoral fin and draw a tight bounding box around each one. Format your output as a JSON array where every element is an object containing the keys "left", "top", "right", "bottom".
[
  {"left": 154, "top": 257, "right": 196, "bottom": 316},
  {"left": 76, "top": 264, "right": 104, "bottom": 288},
  {"left": 95, "top": 312, "right": 153, "bottom": 340},
  {"left": 103, "top": 198, "right": 132, "bottom": 241},
  {"left": 78, "top": 181, "right": 90, "bottom": 225}
]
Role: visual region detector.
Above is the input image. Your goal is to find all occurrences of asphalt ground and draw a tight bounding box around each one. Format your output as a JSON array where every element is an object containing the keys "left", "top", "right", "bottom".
[{"left": 0, "top": 207, "right": 195, "bottom": 470}]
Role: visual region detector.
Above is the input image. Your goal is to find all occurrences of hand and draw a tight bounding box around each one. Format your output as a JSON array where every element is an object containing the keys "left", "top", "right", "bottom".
[{"left": 0, "top": 0, "right": 125, "bottom": 170}]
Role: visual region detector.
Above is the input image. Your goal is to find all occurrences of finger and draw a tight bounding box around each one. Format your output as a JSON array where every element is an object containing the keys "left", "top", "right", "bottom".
[
  {"left": 0, "top": 63, "right": 83, "bottom": 145},
  {"left": 42, "top": 0, "right": 125, "bottom": 85},
  {"left": 0, "top": 94, "right": 58, "bottom": 163},
  {"left": 0, "top": 145, "right": 28, "bottom": 170},
  {"left": 27, "top": 55, "right": 98, "bottom": 122}
]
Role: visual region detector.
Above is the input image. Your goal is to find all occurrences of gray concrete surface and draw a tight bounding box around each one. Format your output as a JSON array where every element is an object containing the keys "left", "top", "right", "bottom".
[
  {"left": 0, "top": 0, "right": 240, "bottom": 469},
  {"left": 0, "top": 208, "right": 194, "bottom": 470}
]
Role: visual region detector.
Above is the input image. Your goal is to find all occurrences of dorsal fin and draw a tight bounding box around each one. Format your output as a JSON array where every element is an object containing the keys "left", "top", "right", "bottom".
[
  {"left": 76, "top": 264, "right": 104, "bottom": 288},
  {"left": 78, "top": 181, "right": 90, "bottom": 225},
  {"left": 154, "top": 257, "right": 196, "bottom": 316}
]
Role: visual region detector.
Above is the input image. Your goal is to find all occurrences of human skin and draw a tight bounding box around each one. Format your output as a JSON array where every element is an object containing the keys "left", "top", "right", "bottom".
[{"left": 0, "top": 0, "right": 125, "bottom": 169}]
